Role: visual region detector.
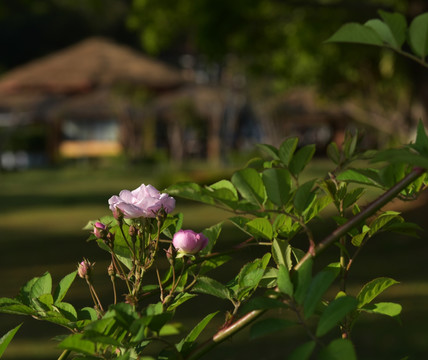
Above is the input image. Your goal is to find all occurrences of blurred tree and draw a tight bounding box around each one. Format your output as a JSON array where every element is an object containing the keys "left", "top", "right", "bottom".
[
  {"left": 127, "top": 0, "right": 409, "bottom": 92},
  {"left": 0, "top": 0, "right": 133, "bottom": 71},
  {"left": 127, "top": 0, "right": 422, "bottom": 144}
]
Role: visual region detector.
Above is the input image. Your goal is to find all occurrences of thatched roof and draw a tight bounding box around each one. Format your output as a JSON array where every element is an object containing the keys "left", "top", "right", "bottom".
[{"left": 0, "top": 37, "right": 183, "bottom": 95}]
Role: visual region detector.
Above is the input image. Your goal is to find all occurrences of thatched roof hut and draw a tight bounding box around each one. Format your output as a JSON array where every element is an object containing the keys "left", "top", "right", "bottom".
[{"left": 0, "top": 37, "right": 183, "bottom": 95}]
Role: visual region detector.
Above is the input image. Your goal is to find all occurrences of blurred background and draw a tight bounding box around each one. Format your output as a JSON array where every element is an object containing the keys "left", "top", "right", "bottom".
[{"left": 1, "top": 0, "right": 428, "bottom": 359}]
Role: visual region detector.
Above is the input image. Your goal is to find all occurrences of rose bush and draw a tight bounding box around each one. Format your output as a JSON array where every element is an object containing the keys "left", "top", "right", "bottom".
[
  {"left": 108, "top": 183, "right": 175, "bottom": 218},
  {"left": 2, "top": 11, "right": 428, "bottom": 359}
]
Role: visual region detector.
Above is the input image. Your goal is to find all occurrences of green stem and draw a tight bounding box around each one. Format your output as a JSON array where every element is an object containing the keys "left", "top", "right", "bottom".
[
  {"left": 57, "top": 349, "right": 71, "bottom": 360},
  {"left": 391, "top": 47, "right": 428, "bottom": 69},
  {"left": 119, "top": 222, "right": 136, "bottom": 259},
  {"left": 185, "top": 309, "right": 265, "bottom": 360}
]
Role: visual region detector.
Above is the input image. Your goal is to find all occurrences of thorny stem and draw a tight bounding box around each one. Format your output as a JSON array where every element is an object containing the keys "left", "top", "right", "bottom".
[{"left": 184, "top": 167, "right": 425, "bottom": 360}]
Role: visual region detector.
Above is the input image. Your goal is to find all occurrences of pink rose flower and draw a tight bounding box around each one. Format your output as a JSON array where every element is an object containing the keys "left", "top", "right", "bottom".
[
  {"left": 172, "top": 229, "right": 209, "bottom": 254},
  {"left": 108, "top": 184, "right": 175, "bottom": 219}
]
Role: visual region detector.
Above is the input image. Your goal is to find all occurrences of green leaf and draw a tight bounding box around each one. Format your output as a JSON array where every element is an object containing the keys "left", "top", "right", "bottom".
[
  {"left": 192, "top": 277, "right": 231, "bottom": 300},
  {"left": 369, "top": 211, "right": 400, "bottom": 236},
  {"left": 208, "top": 179, "right": 238, "bottom": 199},
  {"left": 271, "top": 238, "right": 290, "bottom": 268},
  {"left": 249, "top": 318, "right": 294, "bottom": 339},
  {"left": 36, "top": 293, "right": 54, "bottom": 310},
  {"left": 294, "top": 179, "right": 316, "bottom": 214},
  {"left": 17, "top": 277, "right": 39, "bottom": 305},
  {"left": 373, "top": 148, "right": 428, "bottom": 169},
  {"left": 277, "top": 264, "right": 293, "bottom": 297},
  {"left": 0, "top": 298, "right": 36, "bottom": 316},
  {"left": 343, "top": 188, "right": 365, "bottom": 209},
  {"left": 78, "top": 307, "right": 98, "bottom": 321},
  {"left": 205, "top": 180, "right": 239, "bottom": 209},
  {"left": 257, "top": 143, "right": 280, "bottom": 160},
  {"left": 288, "top": 341, "right": 316, "bottom": 360},
  {"left": 319, "top": 339, "right": 357, "bottom": 360},
  {"left": 53, "top": 271, "right": 77, "bottom": 304},
  {"left": 166, "top": 182, "right": 215, "bottom": 205},
  {"left": 408, "top": 12, "right": 428, "bottom": 58},
  {"left": 258, "top": 267, "right": 278, "bottom": 288},
  {"left": 238, "top": 296, "right": 287, "bottom": 314},
  {"left": 289, "top": 145, "right": 316, "bottom": 176},
  {"left": 351, "top": 225, "right": 370, "bottom": 247},
  {"left": 245, "top": 218, "right": 273, "bottom": 240},
  {"left": 361, "top": 302, "right": 402, "bottom": 317},
  {"left": 326, "top": 142, "right": 340, "bottom": 164},
  {"left": 0, "top": 323, "right": 22, "bottom": 358},
  {"left": 198, "top": 255, "right": 231, "bottom": 276},
  {"left": 262, "top": 168, "right": 291, "bottom": 206},
  {"left": 379, "top": 10, "right": 407, "bottom": 48},
  {"left": 357, "top": 277, "right": 399, "bottom": 308},
  {"left": 293, "top": 258, "right": 313, "bottom": 305},
  {"left": 385, "top": 221, "right": 422, "bottom": 237},
  {"left": 55, "top": 302, "right": 78, "bottom": 322},
  {"left": 58, "top": 333, "right": 96, "bottom": 355},
  {"left": 273, "top": 214, "right": 301, "bottom": 239},
  {"left": 365, "top": 19, "right": 400, "bottom": 48},
  {"left": 231, "top": 168, "right": 266, "bottom": 206},
  {"left": 200, "top": 222, "right": 223, "bottom": 254},
  {"left": 278, "top": 137, "right": 298, "bottom": 166},
  {"left": 30, "top": 272, "right": 52, "bottom": 300},
  {"left": 167, "top": 293, "right": 197, "bottom": 311},
  {"left": 412, "top": 120, "right": 428, "bottom": 155},
  {"left": 303, "top": 263, "right": 341, "bottom": 319},
  {"left": 238, "top": 254, "right": 271, "bottom": 290},
  {"left": 159, "top": 323, "right": 182, "bottom": 336},
  {"left": 316, "top": 296, "right": 358, "bottom": 337},
  {"left": 228, "top": 216, "right": 251, "bottom": 235},
  {"left": 148, "top": 312, "right": 174, "bottom": 333},
  {"left": 176, "top": 312, "right": 218, "bottom": 354},
  {"left": 336, "top": 169, "right": 379, "bottom": 186},
  {"left": 326, "top": 22, "right": 384, "bottom": 46}
]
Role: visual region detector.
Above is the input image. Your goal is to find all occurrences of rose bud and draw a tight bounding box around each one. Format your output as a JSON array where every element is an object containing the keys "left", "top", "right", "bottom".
[
  {"left": 93, "top": 222, "right": 107, "bottom": 239},
  {"left": 172, "top": 229, "right": 209, "bottom": 254},
  {"left": 78, "top": 258, "right": 94, "bottom": 279}
]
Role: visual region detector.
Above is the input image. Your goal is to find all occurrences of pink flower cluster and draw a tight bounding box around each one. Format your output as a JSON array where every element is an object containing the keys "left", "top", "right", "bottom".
[
  {"left": 172, "top": 229, "right": 209, "bottom": 254},
  {"left": 108, "top": 184, "right": 175, "bottom": 219}
]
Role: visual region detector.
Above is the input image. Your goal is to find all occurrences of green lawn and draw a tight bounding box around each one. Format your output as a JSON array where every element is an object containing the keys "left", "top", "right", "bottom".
[{"left": 1, "top": 160, "right": 428, "bottom": 359}]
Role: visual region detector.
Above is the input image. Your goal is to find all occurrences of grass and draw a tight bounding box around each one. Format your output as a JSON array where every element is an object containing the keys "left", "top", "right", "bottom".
[{"left": 1, "top": 159, "right": 428, "bottom": 359}]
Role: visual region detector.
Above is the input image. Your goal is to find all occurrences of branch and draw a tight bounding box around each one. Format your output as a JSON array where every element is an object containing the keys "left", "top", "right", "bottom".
[
  {"left": 184, "top": 167, "right": 425, "bottom": 360},
  {"left": 294, "top": 167, "right": 425, "bottom": 270}
]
